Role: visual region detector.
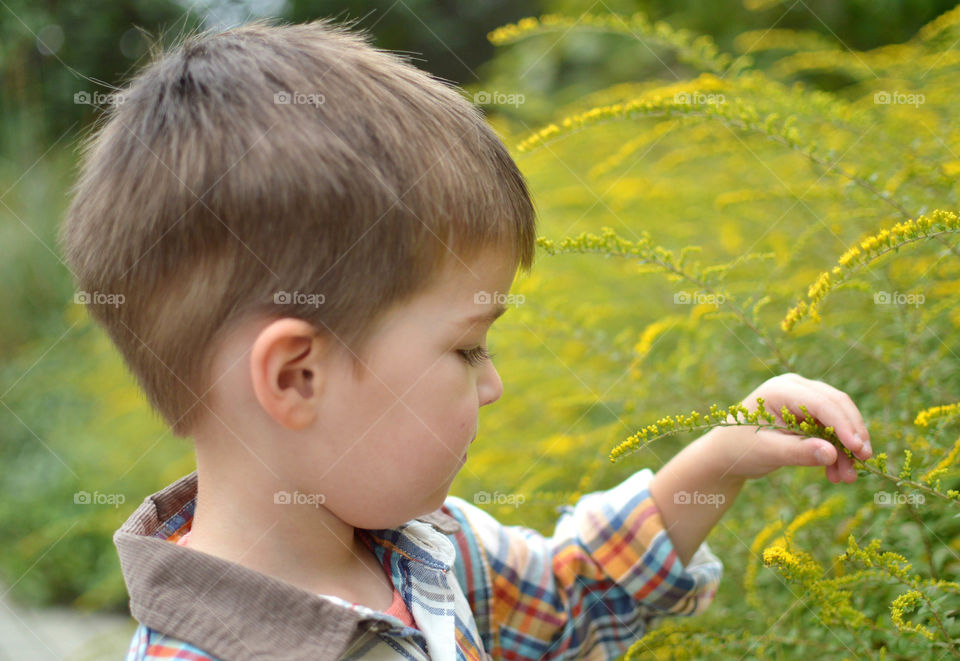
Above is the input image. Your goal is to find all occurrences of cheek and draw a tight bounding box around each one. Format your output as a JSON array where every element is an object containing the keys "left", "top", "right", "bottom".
[
  {"left": 350, "top": 352, "right": 465, "bottom": 426},
  {"left": 309, "top": 356, "right": 476, "bottom": 527},
  {"left": 323, "top": 352, "right": 477, "bottom": 469},
  {"left": 388, "top": 356, "right": 478, "bottom": 442},
  {"left": 387, "top": 350, "right": 470, "bottom": 400},
  {"left": 419, "top": 357, "right": 477, "bottom": 413}
]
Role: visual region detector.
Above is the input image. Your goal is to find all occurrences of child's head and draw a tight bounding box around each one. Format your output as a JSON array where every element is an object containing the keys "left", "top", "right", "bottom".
[
  {"left": 201, "top": 246, "right": 518, "bottom": 527},
  {"left": 59, "top": 18, "right": 536, "bottom": 526}
]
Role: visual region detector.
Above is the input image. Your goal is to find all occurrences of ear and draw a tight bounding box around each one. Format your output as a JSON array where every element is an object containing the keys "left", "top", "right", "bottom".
[{"left": 249, "top": 318, "right": 328, "bottom": 431}]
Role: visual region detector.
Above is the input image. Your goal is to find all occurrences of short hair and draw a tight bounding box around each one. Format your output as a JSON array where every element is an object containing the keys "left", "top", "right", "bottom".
[{"left": 59, "top": 17, "right": 537, "bottom": 437}]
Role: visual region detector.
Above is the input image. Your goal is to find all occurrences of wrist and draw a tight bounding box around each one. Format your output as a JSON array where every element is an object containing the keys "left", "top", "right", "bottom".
[
  {"left": 649, "top": 428, "right": 746, "bottom": 566},
  {"left": 699, "top": 425, "right": 749, "bottom": 486}
]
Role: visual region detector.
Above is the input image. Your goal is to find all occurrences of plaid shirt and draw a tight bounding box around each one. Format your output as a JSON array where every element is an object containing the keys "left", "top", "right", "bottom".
[{"left": 117, "top": 468, "right": 722, "bottom": 660}]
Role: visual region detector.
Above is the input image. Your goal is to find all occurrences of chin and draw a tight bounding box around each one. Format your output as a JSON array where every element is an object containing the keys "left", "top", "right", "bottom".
[
  {"left": 352, "top": 495, "right": 446, "bottom": 529},
  {"left": 425, "top": 488, "right": 450, "bottom": 514},
  {"left": 377, "top": 501, "right": 448, "bottom": 528},
  {"left": 354, "top": 513, "right": 413, "bottom": 530}
]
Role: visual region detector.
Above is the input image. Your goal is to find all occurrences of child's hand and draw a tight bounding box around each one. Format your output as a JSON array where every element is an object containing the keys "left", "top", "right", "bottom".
[{"left": 709, "top": 372, "right": 872, "bottom": 483}]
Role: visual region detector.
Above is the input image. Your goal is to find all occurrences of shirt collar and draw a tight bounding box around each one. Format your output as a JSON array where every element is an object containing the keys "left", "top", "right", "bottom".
[{"left": 114, "top": 471, "right": 461, "bottom": 661}]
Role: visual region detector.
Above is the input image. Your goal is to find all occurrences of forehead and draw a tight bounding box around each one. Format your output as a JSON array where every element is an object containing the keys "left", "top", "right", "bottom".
[
  {"left": 443, "top": 248, "right": 516, "bottom": 291},
  {"left": 417, "top": 248, "right": 519, "bottom": 316},
  {"left": 365, "top": 248, "right": 518, "bottom": 346}
]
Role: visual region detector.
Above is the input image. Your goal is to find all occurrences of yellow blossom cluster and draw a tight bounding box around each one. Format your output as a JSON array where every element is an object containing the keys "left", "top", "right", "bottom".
[
  {"left": 773, "top": 494, "right": 846, "bottom": 549},
  {"left": 608, "top": 398, "right": 840, "bottom": 461},
  {"left": 747, "top": 495, "right": 844, "bottom": 608},
  {"left": 761, "top": 544, "right": 870, "bottom": 628},
  {"left": 487, "top": 13, "right": 737, "bottom": 76},
  {"left": 515, "top": 91, "right": 784, "bottom": 153},
  {"left": 914, "top": 401, "right": 960, "bottom": 427},
  {"left": 782, "top": 210, "right": 960, "bottom": 331},
  {"left": 890, "top": 591, "right": 936, "bottom": 640},
  {"left": 920, "top": 435, "right": 960, "bottom": 487},
  {"left": 745, "top": 519, "right": 784, "bottom": 608},
  {"left": 534, "top": 227, "right": 694, "bottom": 274}
]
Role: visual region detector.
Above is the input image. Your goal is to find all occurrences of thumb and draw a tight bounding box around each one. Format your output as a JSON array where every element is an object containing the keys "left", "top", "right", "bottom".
[
  {"left": 793, "top": 437, "right": 837, "bottom": 466},
  {"left": 752, "top": 429, "right": 837, "bottom": 467}
]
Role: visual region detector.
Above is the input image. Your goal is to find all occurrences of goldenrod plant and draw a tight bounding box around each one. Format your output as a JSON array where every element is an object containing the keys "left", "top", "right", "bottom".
[
  {"left": 3, "top": 8, "right": 959, "bottom": 660},
  {"left": 481, "top": 6, "right": 960, "bottom": 659}
]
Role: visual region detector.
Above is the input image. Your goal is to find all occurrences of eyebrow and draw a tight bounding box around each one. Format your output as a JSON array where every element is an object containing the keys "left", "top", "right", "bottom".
[{"left": 457, "top": 303, "right": 508, "bottom": 327}]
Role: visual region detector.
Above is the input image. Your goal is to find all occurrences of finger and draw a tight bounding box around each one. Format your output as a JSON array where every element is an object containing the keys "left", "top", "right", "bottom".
[
  {"left": 800, "top": 379, "right": 872, "bottom": 460},
  {"left": 836, "top": 449, "right": 858, "bottom": 483},
  {"left": 778, "top": 383, "right": 868, "bottom": 461},
  {"left": 721, "top": 429, "right": 821, "bottom": 477},
  {"left": 825, "top": 460, "right": 839, "bottom": 483},
  {"left": 769, "top": 433, "right": 836, "bottom": 468},
  {"left": 807, "top": 438, "right": 836, "bottom": 467},
  {"left": 783, "top": 374, "right": 870, "bottom": 442}
]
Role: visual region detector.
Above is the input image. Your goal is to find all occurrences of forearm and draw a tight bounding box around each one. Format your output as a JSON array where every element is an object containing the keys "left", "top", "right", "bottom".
[{"left": 647, "top": 427, "right": 744, "bottom": 566}]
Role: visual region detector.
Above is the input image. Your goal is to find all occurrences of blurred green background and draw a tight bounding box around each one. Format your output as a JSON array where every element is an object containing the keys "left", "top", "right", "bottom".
[{"left": 3, "top": 0, "right": 960, "bottom": 659}]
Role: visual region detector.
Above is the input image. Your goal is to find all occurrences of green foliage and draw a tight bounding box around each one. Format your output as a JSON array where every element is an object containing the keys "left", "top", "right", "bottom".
[
  {"left": 0, "top": 310, "right": 194, "bottom": 610},
  {"left": 470, "top": 7, "right": 960, "bottom": 659},
  {"left": 606, "top": 397, "right": 838, "bottom": 461},
  {"left": 0, "top": 0, "right": 202, "bottom": 142},
  {"left": 3, "top": 5, "right": 960, "bottom": 660}
]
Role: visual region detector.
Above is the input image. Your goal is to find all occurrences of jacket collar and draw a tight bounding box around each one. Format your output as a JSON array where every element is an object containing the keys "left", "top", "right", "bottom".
[{"left": 114, "top": 471, "right": 461, "bottom": 661}]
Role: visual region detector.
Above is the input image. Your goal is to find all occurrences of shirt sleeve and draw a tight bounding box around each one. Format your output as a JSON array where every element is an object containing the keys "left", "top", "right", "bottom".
[
  {"left": 442, "top": 468, "right": 723, "bottom": 661},
  {"left": 126, "top": 623, "right": 221, "bottom": 661}
]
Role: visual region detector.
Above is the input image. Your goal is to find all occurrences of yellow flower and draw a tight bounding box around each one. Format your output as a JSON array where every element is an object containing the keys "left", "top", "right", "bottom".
[
  {"left": 890, "top": 591, "right": 936, "bottom": 640},
  {"left": 783, "top": 210, "right": 960, "bottom": 331},
  {"left": 914, "top": 402, "right": 960, "bottom": 427}
]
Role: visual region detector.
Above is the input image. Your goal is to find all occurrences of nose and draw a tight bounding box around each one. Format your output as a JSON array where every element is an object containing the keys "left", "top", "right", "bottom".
[{"left": 478, "top": 361, "right": 503, "bottom": 407}]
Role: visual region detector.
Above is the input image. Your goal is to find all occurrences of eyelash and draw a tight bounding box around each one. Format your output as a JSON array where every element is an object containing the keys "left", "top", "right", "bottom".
[{"left": 458, "top": 346, "right": 495, "bottom": 367}]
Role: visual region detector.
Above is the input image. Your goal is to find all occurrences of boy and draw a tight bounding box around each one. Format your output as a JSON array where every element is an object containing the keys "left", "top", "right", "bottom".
[{"left": 59, "top": 18, "right": 872, "bottom": 661}]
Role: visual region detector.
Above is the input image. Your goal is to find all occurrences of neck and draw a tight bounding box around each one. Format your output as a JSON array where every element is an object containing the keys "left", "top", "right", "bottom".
[{"left": 187, "top": 443, "right": 384, "bottom": 598}]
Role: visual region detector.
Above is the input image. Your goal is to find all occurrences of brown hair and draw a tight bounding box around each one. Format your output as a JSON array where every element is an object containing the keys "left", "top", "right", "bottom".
[{"left": 59, "top": 17, "right": 537, "bottom": 437}]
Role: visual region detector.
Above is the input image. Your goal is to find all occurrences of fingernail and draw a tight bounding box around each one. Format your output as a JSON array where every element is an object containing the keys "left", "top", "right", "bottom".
[
  {"left": 863, "top": 439, "right": 872, "bottom": 457},
  {"left": 853, "top": 432, "right": 864, "bottom": 449},
  {"left": 815, "top": 447, "right": 832, "bottom": 465}
]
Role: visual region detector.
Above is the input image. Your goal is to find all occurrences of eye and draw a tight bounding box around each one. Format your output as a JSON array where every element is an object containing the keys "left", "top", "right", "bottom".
[{"left": 458, "top": 345, "right": 495, "bottom": 367}]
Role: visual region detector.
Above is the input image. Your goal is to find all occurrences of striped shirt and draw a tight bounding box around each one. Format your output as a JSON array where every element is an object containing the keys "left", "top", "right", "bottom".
[{"left": 119, "top": 468, "right": 722, "bottom": 660}]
